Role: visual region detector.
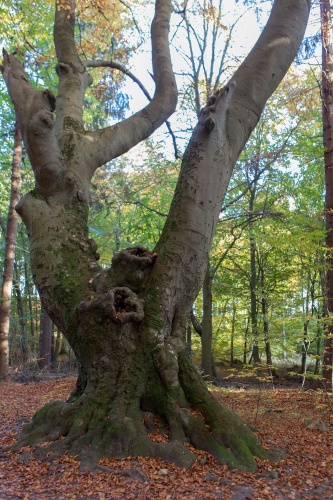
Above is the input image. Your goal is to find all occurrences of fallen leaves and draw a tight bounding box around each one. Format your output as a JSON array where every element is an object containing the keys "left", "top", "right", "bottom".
[{"left": 0, "top": 377, "right": 333, "bottom": 498}]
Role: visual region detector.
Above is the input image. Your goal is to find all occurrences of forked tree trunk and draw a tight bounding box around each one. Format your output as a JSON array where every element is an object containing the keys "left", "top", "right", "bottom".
[
  {"left": 0, "top": 123, "right": 22, "bottom": 379},
  {"left": 321, "top": 0, "right": 333, "bottom": 389},
  {"left": 1, "top": 0, "right": 311, "bottom": 471}
]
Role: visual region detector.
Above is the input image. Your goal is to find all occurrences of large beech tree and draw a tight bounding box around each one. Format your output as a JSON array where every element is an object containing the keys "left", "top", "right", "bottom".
[{"left": 1, "top": 0, "right": 310, "bottom": 470}]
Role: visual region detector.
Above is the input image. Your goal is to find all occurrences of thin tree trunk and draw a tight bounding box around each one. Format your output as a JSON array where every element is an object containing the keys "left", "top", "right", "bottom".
[
  {"left": 38, "top": 307, "right": 53, "bottom": 369},
  {"left": 321, "top": 0, "right": 333, "bottom": 389},
  {"left": 186, "top": 321, "right": 192, "bottom": 355},
  {"left": 51, "top": 328, "right": 62, "bottom": 366},
  {"left": 0, "top": 123, "right": 22, "bottom": 379},
  {"left": 243, "top": 316, "right": 249, "bottom": 364},
  {"left": 317, "top": 259, "right": 327, "bottom": 375},
  {"left": 13, "top": 261, "right": 28, "bottom": 364},
  {"left": 301, "top": 284, "right": 310, "bottom": 375},
  {"left": 249, "top": 195, "right": 260, "bottom": 364},
  {"left": 230, "top": 300, "right": 236, "bottom": 366},
  {"left": 201, "top": 265, "right": 214, "bottom": 380},
  {"left": 314, "top": 314, "right": 322, "bottom": 375},
  {"left": 23, "top": 235, "right": 35, "bottom": 339},
  {"left": 282, "top": 315, "right": 287, "bottom": 360},
  {"left": 260, "top": 271, "right": 273, "bottom": 368},
  {"left": 301, "top": 323, "right": 309, "bottom": 375}
]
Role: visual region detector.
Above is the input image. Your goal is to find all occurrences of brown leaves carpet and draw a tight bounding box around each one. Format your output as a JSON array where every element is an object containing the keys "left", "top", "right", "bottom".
[{"left": 1, "top": 377, "right": 333, "bottom": 499}]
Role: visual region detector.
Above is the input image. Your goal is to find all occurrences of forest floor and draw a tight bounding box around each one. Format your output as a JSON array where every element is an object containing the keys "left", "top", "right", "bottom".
[{"left": 0, "top": 372, "right": 333, "bottom": 499}]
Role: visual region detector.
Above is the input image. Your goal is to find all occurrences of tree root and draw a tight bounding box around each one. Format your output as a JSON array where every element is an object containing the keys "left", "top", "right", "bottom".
[
  {"left": 10, "top": 352, "right": 284, "bottom": 471},
  {"left": 12, "top": 395, "right": 196, "bottom": 468},
  {"left": 178, "top": 351, "right": 285, "bottom": 469}
]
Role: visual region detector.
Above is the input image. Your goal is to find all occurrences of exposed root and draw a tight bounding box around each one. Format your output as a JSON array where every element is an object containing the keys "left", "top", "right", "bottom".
[
  {"left": 178, "top": 351, "right": 284, "bottom": 470},
  {"left": 12, "top": 392, "right": 195, "bottom": 468},
  {"left": 11, "top": 351, "right": 284, "bottom": 472}
]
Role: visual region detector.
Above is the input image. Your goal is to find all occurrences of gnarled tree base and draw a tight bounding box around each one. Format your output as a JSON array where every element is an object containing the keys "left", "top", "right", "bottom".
[{"left": 12, "top": 352, "right": 283, "bottom": 472}]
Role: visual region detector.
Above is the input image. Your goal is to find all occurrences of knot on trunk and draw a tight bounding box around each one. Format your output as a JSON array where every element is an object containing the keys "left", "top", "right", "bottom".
[
  {"left": 78, "top": 286, "right": 145, "bottom": 324},
  {"left": 109, "top": 287, "right": 145, "bottom": 323},
  {"left": 94, "top": 246, "right": 158, "bottom": 294},
  {"left": 199, "top": 82, "right": 236, "bottom": 133}
]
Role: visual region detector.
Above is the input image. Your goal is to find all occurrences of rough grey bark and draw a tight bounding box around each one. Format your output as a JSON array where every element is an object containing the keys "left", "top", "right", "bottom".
[
  {"left": 0, "top": 123, "right": 22, "bottom": 379},
  {"left": 1, "top": 0, "right": 311, "bottom": 470},
  {"left": 179, "top": 5, "right": 242, "bottom": 376}
]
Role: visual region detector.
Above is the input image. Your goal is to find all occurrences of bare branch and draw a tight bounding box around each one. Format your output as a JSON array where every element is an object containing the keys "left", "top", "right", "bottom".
[
  {"left": 118, "top": 0, "right": 143, "bottom": 42},
  {"left": 228, "top": 0, "right": 312, "bottom": 161},
  {"left": 84, "top": 60, "right": 152, "bottom": 101},
  {"left": 84, "top": 59, "right": 181, "bottom": 159},
  {"left": 83, "top": 0, "right": 178, "bottom": 173},
  {"left": 135, "top": 201, "right": 168, "bottom": 217}
]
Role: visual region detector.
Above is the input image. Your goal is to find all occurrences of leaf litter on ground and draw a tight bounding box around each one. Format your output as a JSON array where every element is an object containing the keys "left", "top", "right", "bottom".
[{"left": 0, "top": 376, "right": 333, "bottom": 499}]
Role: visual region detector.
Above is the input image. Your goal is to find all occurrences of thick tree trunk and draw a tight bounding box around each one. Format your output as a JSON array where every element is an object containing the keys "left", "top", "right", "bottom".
[
  {"left": 0, "top": 123, "right": 22, "bottom": 379},
  {"left": 1, "top": 0, "right": 311, "bottom": 471},
  {"left": 321, "top": 0, "right": 333, "bottom": 389}
]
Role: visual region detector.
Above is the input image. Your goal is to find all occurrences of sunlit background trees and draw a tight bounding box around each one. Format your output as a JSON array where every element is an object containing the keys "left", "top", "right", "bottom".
[{"left": 0, "top": 0, "right": 330, "bottom": 383}]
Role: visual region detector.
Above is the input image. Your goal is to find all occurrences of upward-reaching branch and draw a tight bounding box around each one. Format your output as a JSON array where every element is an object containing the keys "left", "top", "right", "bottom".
[
  {"left": 228, "top": 0, "right": 312, "bottom": 161},
  {"left": 82, "top": 0, "right": 177, "bottom": 173},
  {"left": 0, "top": 51, "right": 65, "bottom": 196},
  {"left": 54, "top": 0, "right": 92, "bottom": 152},
  {"left": 150, "top": 0, "right": 311, "bottom": 316},
  {"left": 84, "top": 59, "right": 181, "bottom": 159}
]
